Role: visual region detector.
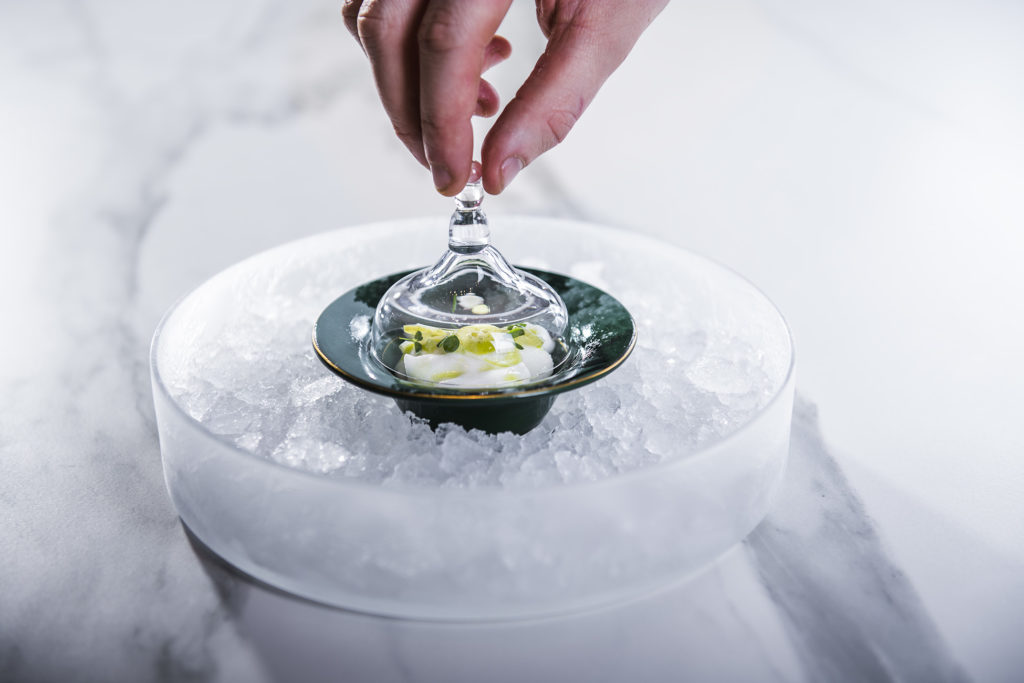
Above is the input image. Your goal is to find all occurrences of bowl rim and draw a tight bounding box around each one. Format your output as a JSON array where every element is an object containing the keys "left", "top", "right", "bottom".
[
  {"left": 310, "top": 268, "right": 638, "bottom": 403},
  {"left": 150, "top": 216, "right": 796, "bottom": 498}
]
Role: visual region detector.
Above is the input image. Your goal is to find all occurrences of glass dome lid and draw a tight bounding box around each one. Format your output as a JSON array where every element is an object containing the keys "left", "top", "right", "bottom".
[{"left": 370, "top": 164, "right": 569, "bottom": 372}]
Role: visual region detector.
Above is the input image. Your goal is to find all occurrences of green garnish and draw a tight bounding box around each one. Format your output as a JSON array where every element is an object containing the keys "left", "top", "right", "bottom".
[
  {"left": 451, "top": 292, "right": 457, "bottom": 312},
  {"left": 440, "top": 335, "right": 460, "bottom": 353},
  {"left": 510, "top": 328, "right": 525, "bottom": 338},
  {"left": 514, "top": 342, "right": 523, "bottom": 350},
  {"left": 401, "top": 335, "right": 425, "bottom": 354}
]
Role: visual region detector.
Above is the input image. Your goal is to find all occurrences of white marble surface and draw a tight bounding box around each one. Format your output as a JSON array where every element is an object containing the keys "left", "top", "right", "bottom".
[{"left": 1, "top": 0, "right": 1021, "bottom": 681}]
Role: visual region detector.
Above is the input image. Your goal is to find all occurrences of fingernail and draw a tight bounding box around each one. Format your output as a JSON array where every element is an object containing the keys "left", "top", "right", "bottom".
[
  {"left": 500, "top": 157, "right": 524, "bottom": 190},
  {"left": 432, "top": 165, "right": 452, "bottom": 192}
]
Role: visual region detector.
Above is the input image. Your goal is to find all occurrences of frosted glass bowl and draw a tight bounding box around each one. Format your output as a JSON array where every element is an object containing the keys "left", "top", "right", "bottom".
[{"left": 151, "top": 217, "right": 795, "bottom": 621}]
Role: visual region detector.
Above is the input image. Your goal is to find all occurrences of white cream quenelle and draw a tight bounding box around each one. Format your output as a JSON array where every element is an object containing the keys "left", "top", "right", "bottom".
[{"left": 397, "top": 323, "right": 555, "bottom": 388}]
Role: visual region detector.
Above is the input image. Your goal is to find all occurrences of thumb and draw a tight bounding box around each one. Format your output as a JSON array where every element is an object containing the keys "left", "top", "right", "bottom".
[{"left": 480, "top": 3, "right": 663, "bottom": 193}]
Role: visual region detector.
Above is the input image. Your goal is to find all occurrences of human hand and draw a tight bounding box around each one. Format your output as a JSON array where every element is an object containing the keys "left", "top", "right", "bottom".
[{"left": 343, "top": 0, "right": 668, "bottom": 196}]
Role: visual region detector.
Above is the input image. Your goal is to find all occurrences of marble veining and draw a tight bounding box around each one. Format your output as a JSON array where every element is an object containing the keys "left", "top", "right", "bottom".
[
  {"left": 749, "top": 400, "right": 968, "bottom": 682},
  {"left": 4, "top": 0, "right": 1021, "bottom": 680}
]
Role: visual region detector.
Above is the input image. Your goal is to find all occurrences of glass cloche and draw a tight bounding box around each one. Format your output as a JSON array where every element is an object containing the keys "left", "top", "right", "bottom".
[{"left": 371, "top": 164, "right": 569, "bottom": 385}]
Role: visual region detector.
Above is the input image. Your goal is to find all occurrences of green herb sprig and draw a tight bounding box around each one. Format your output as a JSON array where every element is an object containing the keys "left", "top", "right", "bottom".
[{"left": 399, "top": 330, "right": 425, "bottom": 353}]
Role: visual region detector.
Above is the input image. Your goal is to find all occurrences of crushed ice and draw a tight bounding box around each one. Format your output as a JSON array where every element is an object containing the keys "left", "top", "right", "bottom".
[{"left": 164, "top": 251, "right": 780, "bottom": 490}]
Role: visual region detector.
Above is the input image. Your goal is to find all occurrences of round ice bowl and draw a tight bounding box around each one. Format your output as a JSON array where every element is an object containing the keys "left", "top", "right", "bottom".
[{"left": 151, "top": 217, "right": 795, "bottom": 621}]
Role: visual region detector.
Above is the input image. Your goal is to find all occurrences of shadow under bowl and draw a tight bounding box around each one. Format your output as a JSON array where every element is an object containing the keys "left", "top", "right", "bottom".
[{"left": 312, "top": 268, "right": 637, "bottom": 434}]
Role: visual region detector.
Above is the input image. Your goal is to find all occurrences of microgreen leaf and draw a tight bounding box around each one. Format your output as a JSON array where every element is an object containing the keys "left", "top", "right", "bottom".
[
  {"left": 414, "top": 330, "right": 423, "bottom": 341},
  {"left": 514, "top": 342, "right": 524, "bottom": 350},
  {"left": 510, "top": 328, "right": 525, "bottom": 338},
  {"left": 414, "top": 341, "right": 423, "bottom": 353},
  {"left": 440, "top": 335, "right": 460, "bottom": 353}
]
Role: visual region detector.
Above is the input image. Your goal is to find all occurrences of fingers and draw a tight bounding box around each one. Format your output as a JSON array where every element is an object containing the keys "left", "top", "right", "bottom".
[
  {"left": 352, "top": 0, "right": 431, "bottom": 166},
  {"left": 476, "top": 80, "right": 500, "bottom": 117},
  {"left": 341, "top": 0, "right": 362, "bottom": 42},
  {"left": 348, "top": 0, "right": 665, "bottom": 195},
  {"left": 476, "top": 36, "right": 511, "bottom": 117},
  {"left": 417, "top": 0, "right": 513, "bottom": 195},
  {"left": 346, "top": 1, "right": 512, "bottom": 188},
  {"left": 481, "top": 0, "right": 667, "bottom": 193}
]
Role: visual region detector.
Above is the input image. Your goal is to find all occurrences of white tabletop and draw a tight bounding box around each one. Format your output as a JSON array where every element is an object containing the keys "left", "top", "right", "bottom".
[{"left": 1, "top": 1, "right": 1021, "bottom": 681}]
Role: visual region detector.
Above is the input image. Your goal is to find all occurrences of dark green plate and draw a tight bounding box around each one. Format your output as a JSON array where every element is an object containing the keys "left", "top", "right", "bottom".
[{"left": 312, "top": 268, "right": 636, "bottom": 434}]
